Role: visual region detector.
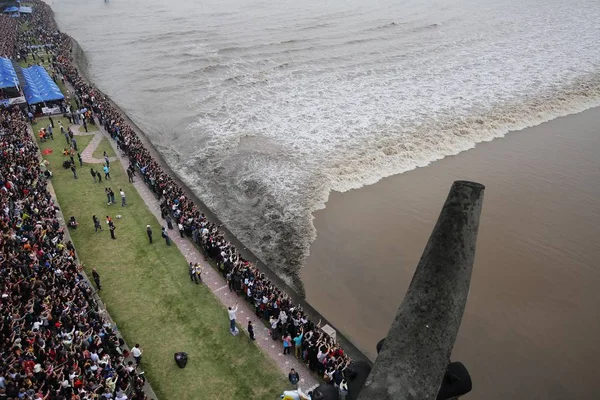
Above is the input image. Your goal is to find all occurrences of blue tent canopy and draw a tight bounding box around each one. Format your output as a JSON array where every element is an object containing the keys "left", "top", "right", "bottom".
[
  {"left": 3, "top": 5, "right": 31, "bottom": 14},
  {"left": 21, "top": 66, "right": 64, "bottom": 105},
  {"left": 0, "top": 57, "right": 18, "bottom": 89}
]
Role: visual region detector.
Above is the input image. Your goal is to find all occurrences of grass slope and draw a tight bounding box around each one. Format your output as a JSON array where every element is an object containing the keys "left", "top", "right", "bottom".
[
  {"left": 33, "top": 117, "right": 288, "bottom": 399},
  {"left": 92, "top": 136, "right": 116, "bottom": 159}
]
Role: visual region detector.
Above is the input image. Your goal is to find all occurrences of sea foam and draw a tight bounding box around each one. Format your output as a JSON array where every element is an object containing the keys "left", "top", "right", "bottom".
[{"left": 51, "top": 0, "right": 600, "bottom": 293}]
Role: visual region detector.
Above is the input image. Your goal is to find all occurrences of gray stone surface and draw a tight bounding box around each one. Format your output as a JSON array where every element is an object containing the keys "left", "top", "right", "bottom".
[{"left": 357, "top": 180, "right": 485, "bottom": 400}]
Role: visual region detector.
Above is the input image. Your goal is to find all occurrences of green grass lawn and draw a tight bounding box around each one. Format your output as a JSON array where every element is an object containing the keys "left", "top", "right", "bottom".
[
  {"left": 78, "top": 123, "right": 99, "bottom": 133},
  {"left": 92, "top": 137, "right": 116, "bottom": 159},
  {"left": 32, "top": 117, "right": 288, "bottom": 400},
  {"left": 19, "top": 22, "right": 30, "bottom": 33}
]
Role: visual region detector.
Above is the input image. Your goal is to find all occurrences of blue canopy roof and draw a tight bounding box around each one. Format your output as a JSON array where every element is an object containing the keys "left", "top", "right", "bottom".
[
  {"left": 0, "top": 58, "right": 18, "bottom": 89},
  {"left": 21, "top": 66, "right": 64, "bottom": 105},
  {"left": 3, "top": 5, "right": 31, "bottom": 14}
]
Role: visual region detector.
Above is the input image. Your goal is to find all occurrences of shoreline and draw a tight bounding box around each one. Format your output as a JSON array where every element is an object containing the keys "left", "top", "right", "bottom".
[{"left": 66, "top": 29, "right": 372, "bottom": 364}]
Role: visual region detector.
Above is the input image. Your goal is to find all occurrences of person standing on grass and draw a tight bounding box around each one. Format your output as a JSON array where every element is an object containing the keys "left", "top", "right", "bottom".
[
  {"left": 288, "top": 369, "right": 299, "bottom": 389},
  {"left": 161, "top": 226, "right": 171, "bottom": 246},
  {"left": 109, "top": 221, "right": 116, "bottom": 240},
  {"left": 107, "top": 215, "right": 116, "bottom": 239},
  {"left": 131, "top": 344, "right": 143, "bottom": 366},
  {"left": 47, "top": 124, "right": 54, "bottom": 140},
  {"left": 228, "top": 302, "right": 239, "bottom": 335},
  {"left": 96, "top": 170, "right": 103, "bottom": 183},
  {"left": 72, "top": 137, "right": 78, "bottom": 151},
  {"left": 127, "top": 168, "right": 134, "bottom": 183},
  {"left": 146, "top": 225, "right": 153, "bottom": 243},
  {"left": 248, "top": 320, "right": 255, "bottom": 341},
  {"left": 60, "top": 121, "right": 68, "bottom": 143},
  {"left": 70, "top": 163, "right": 77, "bottom": 179},
  {"left": 103, "top": 164, "right": 110, "bottom": 180},
  {"left": 77, "top": 152, "right": 83, "bottom": 167},
  {"left": 105, "top": 187, "right": 112, "bottom": 205},
  {"left": 92, "top": 268, "right": 101, "bottom": 290},
  {"left": 49, "top": 115, "right": 54, "bottom": 128},
  {"left": 90, "top": 167, "right": 96, "bottom": 182},
  {"left": 104, "top": 153, "right": 110, "bottom": 168},
  {"left": 109, "top": 188, "right": 116, "bottom": 204},
  {"left": 119, "top": 189, "right": 126, "bottom": 206},
  {"left": 189, "top": 262, "right": 197, "bottom": 283},
  {"left": 195, "top": 263, "right": 203, "bottom": 284},
  {"left": 93, "top": 215, "right": 102, "bottom": 232}
]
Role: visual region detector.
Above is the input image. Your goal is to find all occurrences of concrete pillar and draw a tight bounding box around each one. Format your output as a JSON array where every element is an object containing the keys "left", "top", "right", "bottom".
[{"left": 357, "top": 180, "right": 485, "bottom": 400}]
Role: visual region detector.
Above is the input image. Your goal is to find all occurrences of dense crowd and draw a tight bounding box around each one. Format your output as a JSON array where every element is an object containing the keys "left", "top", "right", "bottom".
[
  {"left": 0, "top": 15, "right": 19, "bottom": 58},
  {"left": 0, "top": 8, "right": 151, "bottom": 400},
  {"left": 8, "top": 0, "right": 358, "bottom": 392},
  {"left": 0, "top": 108, "right": 151, "bottom": 400}
]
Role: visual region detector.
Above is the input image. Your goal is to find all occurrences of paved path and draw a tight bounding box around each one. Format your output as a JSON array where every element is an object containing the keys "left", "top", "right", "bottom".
[
  {"left": 69, "top": 123, "right": 117, "bottom": 164},
  {"left": 89, "top": 121, "right": 320, "bottom": 391}
]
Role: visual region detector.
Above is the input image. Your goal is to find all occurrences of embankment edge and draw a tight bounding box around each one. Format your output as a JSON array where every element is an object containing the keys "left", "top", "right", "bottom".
[{"left": 67, "top": 34, "right": 371, "bottom": 365}]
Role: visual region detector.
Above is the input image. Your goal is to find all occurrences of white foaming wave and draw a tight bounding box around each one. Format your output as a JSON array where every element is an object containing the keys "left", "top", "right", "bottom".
[
  {"left": 58, "top": 0, "right": 600, "bottom": 292},
  {"left": 177, "top": 72, "right": 600, "bottom": 294},
  {"left": 171, "top": 0, "right": 600, "bottom": 292}
]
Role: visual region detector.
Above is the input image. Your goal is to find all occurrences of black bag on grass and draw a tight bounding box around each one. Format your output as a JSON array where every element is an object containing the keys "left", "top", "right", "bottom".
[{"left": 174, "top": 352, "right": 188, "bottom": 369}]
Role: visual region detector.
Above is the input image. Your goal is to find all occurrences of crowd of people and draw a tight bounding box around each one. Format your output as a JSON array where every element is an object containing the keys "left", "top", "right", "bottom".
[
  {"left": 0, "top": 8, "right": 153, "bottom": 400},
  {"left": 0, "top": 15, "right": 19, "bottom": 59},
  {"left": 3, "top": 0, "right": 359, "bottom": 395},
  {"left": 0, "top": 108, "right": 150, "bottom": 399}
]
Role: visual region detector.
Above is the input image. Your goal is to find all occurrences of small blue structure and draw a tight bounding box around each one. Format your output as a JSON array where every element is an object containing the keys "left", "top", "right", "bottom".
[
  {"left": 3, "top": 5, "right": 33, "bottom": 15},
  {"left": 21, "top": 66, "right": 64, "bottom": 105},
  {"left": 0, "top": 57, "right": 18, "bottom": 89}
]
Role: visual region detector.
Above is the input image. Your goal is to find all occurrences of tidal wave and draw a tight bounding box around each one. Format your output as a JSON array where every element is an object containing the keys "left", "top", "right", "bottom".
[{"left": 53, "top": 0, "right": 600, "bottom": 293}]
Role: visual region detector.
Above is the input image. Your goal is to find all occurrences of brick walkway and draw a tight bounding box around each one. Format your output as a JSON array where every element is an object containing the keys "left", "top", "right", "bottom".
[
  {"left": 69, "top": 124, "right": 117, "bottom": 164},
  {"left": 86, "top": 121, "right": 320, "bottom": 391}
]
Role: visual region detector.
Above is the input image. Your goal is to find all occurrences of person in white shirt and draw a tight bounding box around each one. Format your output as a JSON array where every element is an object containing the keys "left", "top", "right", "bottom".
[
  {"left": 119, "top": 189, "right": 126, "bottom": 206},
  {"left": 131, "top": 343, "right": 142, "bottom": 366},
  {"left": 228, "top": 302, "right": 238, "bottom": 334}
]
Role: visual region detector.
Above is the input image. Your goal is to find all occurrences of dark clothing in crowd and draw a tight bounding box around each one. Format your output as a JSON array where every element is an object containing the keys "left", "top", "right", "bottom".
[{"left": 92, "top": 269, "right": 102, "bottom": 290}]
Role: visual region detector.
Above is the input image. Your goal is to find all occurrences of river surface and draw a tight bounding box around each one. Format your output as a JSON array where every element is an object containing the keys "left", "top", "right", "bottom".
[
  {"left": 303, "top": 107, "right": 600, "bottom": 399},
  {"left": 45, "top": 0, "right": 600, "bottom": 398}
]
